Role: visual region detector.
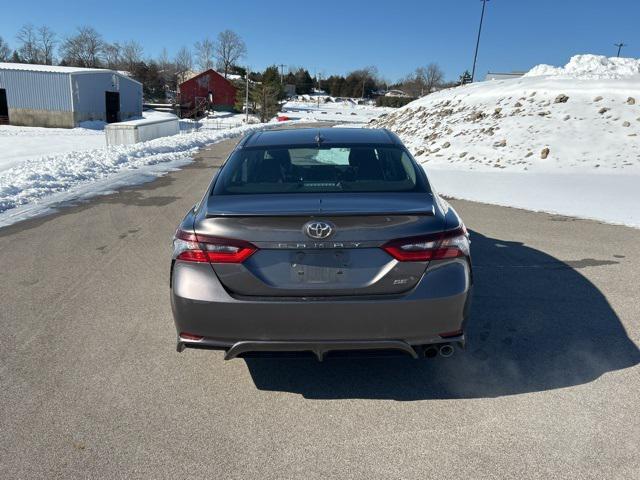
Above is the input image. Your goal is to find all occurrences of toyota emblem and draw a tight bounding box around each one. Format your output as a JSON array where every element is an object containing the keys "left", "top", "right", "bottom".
[{"left": 304, "top": 221, "right": 334, "bottom": 239}]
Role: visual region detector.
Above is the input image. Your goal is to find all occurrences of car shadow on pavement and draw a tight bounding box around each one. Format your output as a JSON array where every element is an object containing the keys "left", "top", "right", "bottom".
[{"left": 244, "top": 231, "right": 640, "bottom": 400}]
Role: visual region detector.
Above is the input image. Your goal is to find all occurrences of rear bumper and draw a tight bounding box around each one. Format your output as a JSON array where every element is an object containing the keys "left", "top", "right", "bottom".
[{"left": 171, "top": 259, "right": 472, "bottom": 358}]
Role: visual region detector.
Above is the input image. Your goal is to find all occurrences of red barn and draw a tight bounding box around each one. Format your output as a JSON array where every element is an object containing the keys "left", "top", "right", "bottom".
[{"left": 178, "top": 69, "right": 238, "bottom": 117}]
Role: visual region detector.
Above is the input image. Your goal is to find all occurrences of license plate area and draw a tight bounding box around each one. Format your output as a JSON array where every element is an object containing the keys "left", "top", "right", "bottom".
[{"left": 290, "top": 250, "right": 350, "bottom": 284}]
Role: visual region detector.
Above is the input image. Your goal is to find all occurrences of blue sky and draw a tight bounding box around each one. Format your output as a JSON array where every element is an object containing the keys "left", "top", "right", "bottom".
[{"left": 1, "top": 0, "right": 638, "bottom": 81}]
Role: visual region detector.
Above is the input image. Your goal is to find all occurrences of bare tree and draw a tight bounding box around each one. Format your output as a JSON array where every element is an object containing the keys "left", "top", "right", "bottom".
[
  {"left": 0, "top": 36, "right": 10, "bottom": 61},
  {"left": 214, "top": 29, "right": 246, "bottom": 78},
  {"left": 159, "top": 47, "right": 170, "bottom": 71},
  {"left": 37, "top": 25, "right": 56, "bottom": 64},
  {"left": 121, "top": 40, "right": 143, "bottom": 72},
  {"left": 400, "top": 67, "right": 427, "bottom": 97},
  {"left": 60, "top": 26, "right": 104, "bottom": 67},
  {"left": 158, "top": 47, "right": 175, "bottom": 87},
  {"left": 194, "top": 38, "right": 215, "bottom": 71},
  {"left": 15, "top": 24, "right": 57, "bottom": 64},
  {"left": 352, "top": 65, "right": 378, "bottom": 98},
  {"left": 174, "top": 46, "right": 193, "bottom": 84},
  {"left": 401, "top": 64, "right": 444, "bottom": 97},
  {"left": 16, "top": 24, "right": 39, "bottom": 63},
  {"left": 103, "top": 42, "right": 122, "bottom": 69},
  {"left": 175, "top": 46, "right": 192, "bottom": 73},
  {"left": 424, "top": 63, "right": 444, "bottom": 94}
]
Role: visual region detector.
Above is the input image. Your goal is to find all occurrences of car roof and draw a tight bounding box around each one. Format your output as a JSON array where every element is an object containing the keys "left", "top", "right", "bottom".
[{"left": 240, "top": 127, "right": 402, "bottom": 148}]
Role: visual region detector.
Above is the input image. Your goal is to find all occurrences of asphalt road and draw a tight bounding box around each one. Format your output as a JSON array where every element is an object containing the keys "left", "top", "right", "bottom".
[{"left": 1, "top": 136, "right": 639, "bottom": 479}]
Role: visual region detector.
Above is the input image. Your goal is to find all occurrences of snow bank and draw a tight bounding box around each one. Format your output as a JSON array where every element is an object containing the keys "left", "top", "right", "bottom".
[
  {"left": 370, "top": 54, "right": 640, "bottom": 227},
  {"left": 525, "top": 54, "right": 640, "bottom": 80},
  {"left": 0, "top": 123, "right": 272, "bottom": 226}
]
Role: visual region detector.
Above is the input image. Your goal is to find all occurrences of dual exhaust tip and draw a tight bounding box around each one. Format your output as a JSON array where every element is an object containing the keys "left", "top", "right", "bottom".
[{"left": 424, "top": 344, "right": 454, "bottom": 358}]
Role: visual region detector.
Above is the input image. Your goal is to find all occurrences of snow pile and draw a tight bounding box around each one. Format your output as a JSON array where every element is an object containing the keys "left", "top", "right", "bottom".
[
  {"left": 0, "top": 123, "right": 273, "bottom": 226},
  {"left": 0, "top": 111, "right": 164, "bottom": 175},
  {"left": 525, "top": 54, "right": 640, "bottom": 80},
  {"left": 370, "top": 55, "right": 640, "bottom": 227}
]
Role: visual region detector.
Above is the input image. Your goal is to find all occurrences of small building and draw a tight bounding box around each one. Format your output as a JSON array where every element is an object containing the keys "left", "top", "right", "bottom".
[
  {"left": 178, "top": 69, "right": 238, "bottom": 117},
  {"left": 385, "top": 89, "right": 411, "bottom": 98},
  {"left": 0, "top": 62, "right": 142, "bottom": 128},
  {"left": 485, "top": 71, "right": 526, "bottom": 81}
]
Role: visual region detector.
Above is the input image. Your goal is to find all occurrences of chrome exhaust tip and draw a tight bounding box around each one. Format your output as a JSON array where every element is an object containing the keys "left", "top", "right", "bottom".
[
  {"left": 423, "top": 346, "right": 439, "bottom": 358},
  {"left": 439, "top": 344, "right": 454, "bottom": 357}
]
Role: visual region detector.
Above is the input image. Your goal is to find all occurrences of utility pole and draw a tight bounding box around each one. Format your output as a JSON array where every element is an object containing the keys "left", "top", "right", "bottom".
[
  {"left": 245, "top": 66, "right": 250, "bottom": 123},
  {"left": 278, "top": 64, "right": 286, "bottom": 84},
  {"left": 471, "top": 0, "right": 489, "bottom": 83},
  {"left": 614, "top": 42, "right": 627, "bottom": 57}
]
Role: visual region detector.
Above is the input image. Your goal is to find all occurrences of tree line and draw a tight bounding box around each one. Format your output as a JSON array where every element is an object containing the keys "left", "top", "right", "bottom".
[
  {"left": 0, "top": 24, "right": 458, "bottom": 111},
  {"left": 0, "top": 24, "right": 247, "bottom": 101}
]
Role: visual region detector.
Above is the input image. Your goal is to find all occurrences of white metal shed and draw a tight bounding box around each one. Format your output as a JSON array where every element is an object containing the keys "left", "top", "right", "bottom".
[{"left": 0, "top": 63, "right": 142, "bottom": 128}]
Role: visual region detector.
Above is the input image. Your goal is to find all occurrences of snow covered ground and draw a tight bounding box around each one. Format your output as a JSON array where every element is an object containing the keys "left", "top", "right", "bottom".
[
  {"left": 0, "top": 122, "right": 107, "bottom": 173},
  {"left": 179, "top": 111, "right": 260, "bottom": 132},
  {"left": 281, "top": 97, "right": 392, "bottom": 123},
  {"left": 0, "top": 107, "right": 276, "bottom": 226},
  {"left": 371, "top": 54, "right": 640, "bottom": 228},
  {"left": 0, "top": 121, "right": 281, "bottom": 227},
  {"left": 0, "top": 110, "right": 176, "bottom": 174},
  {"left": 0, "top": 110, "right": 256, "bottom": 170}
]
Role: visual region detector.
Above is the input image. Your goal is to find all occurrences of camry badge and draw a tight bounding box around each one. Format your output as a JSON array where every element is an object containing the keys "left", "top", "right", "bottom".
[{"left": 304, "top": 221, "right": 334, "bottom": 239}]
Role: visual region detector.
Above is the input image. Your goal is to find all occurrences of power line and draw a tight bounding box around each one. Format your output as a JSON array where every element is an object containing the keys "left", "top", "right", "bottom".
[
  {"left": 614, "top": 42, "right": 627, "bottom": 57},
  {"left": 245, "top": 65, "right": 250, "bottom": 123},
  {"left": 471, "top": 0, "right": 489, "bottom": 83}
]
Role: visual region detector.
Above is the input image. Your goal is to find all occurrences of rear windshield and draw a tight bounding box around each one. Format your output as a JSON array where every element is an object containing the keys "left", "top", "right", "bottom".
[{"left": 212, "top": 145, "right": 429, "bottom": 194}]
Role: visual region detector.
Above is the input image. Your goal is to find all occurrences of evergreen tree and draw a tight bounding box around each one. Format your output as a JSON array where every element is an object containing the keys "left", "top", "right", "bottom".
[
  {"left": 251, "top": 65, "right": 283, "bottom": 121},
  {"left": 459, "top": 70, "right": 472, "bottom": 85},
  {"left": 294, "top": 68, "right": 313, "bottom": 94},
  {"left": 234, "top": 77, "right": 256, "bottom": 115}
]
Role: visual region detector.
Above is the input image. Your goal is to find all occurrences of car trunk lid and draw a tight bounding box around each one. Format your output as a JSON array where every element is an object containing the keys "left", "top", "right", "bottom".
[{"left": 196, "top": 193, "right": 444, "bottom": 297}]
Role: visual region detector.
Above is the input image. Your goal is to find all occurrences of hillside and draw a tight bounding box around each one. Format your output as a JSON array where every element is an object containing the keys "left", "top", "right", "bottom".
[
  {"left": 372, "top": 55, "right": 640, "bottom": 173},
  {"left": 370, "top": 55, "right": 640, "bottom": 226}
]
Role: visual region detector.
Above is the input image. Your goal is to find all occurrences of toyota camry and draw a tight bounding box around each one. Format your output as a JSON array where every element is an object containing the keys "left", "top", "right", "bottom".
[{"left": 171, "top": 128, "right": 472, "bottom": 360}]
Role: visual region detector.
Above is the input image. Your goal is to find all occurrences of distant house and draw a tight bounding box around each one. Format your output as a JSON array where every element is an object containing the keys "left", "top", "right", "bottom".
[
  {"left": 485, "top": 71, "right": 526, "bottom": 81},
  {"left": 385, "top": 89, "right": 410, "bottom": 98},
  {"left": 0, "top": 62, "right": 142, "bottom": 128},
  {"left": 178, "top": 69, "right": 238, "bottom": 116},
  {"left": 176, "top": 70, "right": 199, "bottom": 85},
  {"left": 284, "top": 84, "right": 296, "bottom": 98}
]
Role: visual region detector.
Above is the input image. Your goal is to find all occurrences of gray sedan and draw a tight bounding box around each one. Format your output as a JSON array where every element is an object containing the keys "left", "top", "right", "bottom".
[{"left": 170, "top": 128, "right": 472, "bottom": 360}]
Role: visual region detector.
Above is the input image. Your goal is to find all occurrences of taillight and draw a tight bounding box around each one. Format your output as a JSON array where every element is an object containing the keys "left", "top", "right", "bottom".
[
  {"left": 173, "top": 229, "right": 257, "bottom": 263},
  {"left": 382, "top": 226, "right": 470, "bottom": 262}
]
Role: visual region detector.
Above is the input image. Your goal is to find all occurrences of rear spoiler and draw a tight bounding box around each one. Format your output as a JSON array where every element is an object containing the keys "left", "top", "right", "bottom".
[{"left": 205, "top": 209, "right": 435, "bottom": 217}]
